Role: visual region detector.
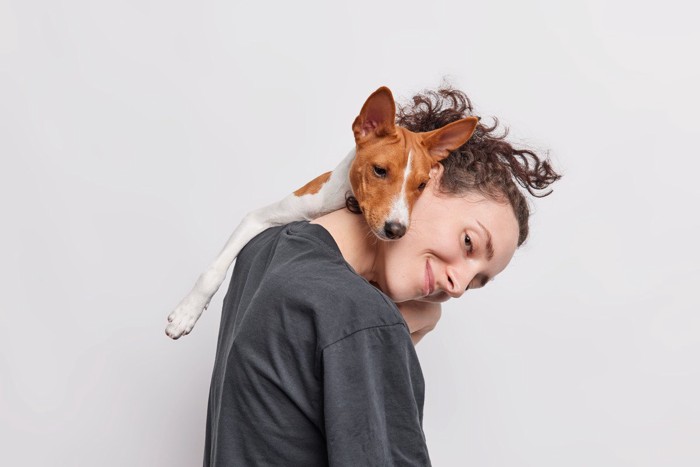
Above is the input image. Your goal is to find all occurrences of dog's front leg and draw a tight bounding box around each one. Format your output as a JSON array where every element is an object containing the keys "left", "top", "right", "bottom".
[
  {"left": 165, "top": 150, "right": 356, "bottom": 339},
  {"left": 165, "top": 200, "right": 336, "bottom": 339},
  {"left": 164, "top": 209, "right": 274, "bottom": 339},
  {"left": 165, "top": 197, "right": 326, "bottom": 339}
]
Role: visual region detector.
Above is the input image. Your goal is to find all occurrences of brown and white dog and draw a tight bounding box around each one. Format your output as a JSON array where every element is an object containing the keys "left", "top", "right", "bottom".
[{"left": 165, "top": 87, "right": 478, "bottom": 339}]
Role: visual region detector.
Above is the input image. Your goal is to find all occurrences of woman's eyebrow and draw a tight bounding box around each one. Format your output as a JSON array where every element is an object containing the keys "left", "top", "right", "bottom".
[{"left": 476, "top": 220, "right": 494, "bottom": 261}]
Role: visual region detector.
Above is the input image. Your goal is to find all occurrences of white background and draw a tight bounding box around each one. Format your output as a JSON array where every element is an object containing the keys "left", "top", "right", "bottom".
[{"left": 1, "top": 0, "right": 698, "bottom": 465}]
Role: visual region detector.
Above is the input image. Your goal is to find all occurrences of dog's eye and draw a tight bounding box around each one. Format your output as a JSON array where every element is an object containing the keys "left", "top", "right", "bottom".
[
  {"left": 417, "top": 182, "right": 427, "bottom": 191},
  {"left": 373, "top": 166, "right": 387, "bottom": 178}
]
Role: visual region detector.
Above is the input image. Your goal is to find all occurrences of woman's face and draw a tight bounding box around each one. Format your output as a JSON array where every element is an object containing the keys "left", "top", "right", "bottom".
[{"left": 376, "top": 166, "right": 520, "bottom": 303}]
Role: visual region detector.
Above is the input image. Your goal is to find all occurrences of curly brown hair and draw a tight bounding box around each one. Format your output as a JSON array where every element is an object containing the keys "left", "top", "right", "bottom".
[
  {"left": 347, "top": 86, "right": 561, "bottom": 246},
  {"left": 406, "top": 86, "right": 562, "bottom": 247}
]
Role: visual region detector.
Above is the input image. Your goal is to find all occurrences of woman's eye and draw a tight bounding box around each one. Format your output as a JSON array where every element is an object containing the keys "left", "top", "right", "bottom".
[
  {"left": 464, "top": 234, "right": 473, "bottom": 253},
  {"left": 373, "top": 166, "right": 387, "bottom": 178},
  {"left": 417, "top": 182, "right": 427, "bottom": 191}
]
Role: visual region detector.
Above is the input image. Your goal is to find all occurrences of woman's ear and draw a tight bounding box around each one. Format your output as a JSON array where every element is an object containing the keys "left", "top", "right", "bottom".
[{"left": 429, "top": 163, "right": 444, "bottom": 179}]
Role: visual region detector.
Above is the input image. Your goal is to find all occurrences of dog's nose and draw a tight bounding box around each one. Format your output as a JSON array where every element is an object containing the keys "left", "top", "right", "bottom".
[{"left": 384, "top": 221, "right": 406, "bottom": 239}]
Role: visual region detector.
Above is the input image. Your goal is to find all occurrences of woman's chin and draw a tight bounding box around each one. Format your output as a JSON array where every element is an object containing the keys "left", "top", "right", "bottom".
[{"left": 415, "top": 292, "right": 451, "bottom": 304}]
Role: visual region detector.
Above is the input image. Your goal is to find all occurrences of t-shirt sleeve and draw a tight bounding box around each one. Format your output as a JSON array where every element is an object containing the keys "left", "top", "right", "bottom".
[{"left": 322, "top": 323, "right": 431, "bottom": 466}]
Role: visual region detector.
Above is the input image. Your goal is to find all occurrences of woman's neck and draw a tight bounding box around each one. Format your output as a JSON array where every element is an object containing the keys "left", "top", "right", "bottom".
[{"left": 311, "top": 209, "right": 380, "bottom": 282}]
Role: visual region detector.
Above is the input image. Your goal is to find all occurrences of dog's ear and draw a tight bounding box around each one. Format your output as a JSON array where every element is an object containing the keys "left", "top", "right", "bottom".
[
  {"left": 352, "top": 87, "right": 397, "bottom": 143},
  {"left": 423, "top": 116, "right": 479, "bottom": 161}
]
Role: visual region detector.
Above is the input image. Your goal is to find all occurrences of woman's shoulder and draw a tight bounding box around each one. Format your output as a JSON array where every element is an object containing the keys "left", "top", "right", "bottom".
[{"left": 245, "top": 221, "right": 408, "bottom": 345}]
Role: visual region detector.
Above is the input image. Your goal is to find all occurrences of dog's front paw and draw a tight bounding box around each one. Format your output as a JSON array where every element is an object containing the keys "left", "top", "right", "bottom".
[{"left": 165, "top": 296, "right": 209, "bottom": 339}]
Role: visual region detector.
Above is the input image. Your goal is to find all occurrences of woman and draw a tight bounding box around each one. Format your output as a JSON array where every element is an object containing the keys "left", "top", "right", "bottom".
[{"left": 203, "top": 87, "right": 560, "bottom": 466}]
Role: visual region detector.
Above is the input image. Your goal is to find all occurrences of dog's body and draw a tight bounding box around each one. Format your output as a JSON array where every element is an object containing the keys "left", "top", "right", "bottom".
[{"left": 165, "top": 87, "right": 478, "bottom": 339}]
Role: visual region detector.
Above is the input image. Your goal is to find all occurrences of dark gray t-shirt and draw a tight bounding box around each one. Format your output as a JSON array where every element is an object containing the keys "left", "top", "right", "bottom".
[{"left": 203, "top": 221, "right": 430, "bottom": 466}]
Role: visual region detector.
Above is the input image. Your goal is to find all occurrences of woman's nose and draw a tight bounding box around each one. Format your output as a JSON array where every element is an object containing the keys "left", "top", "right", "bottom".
[{"left": 445, "top": 268, "right": 471, "bottom": 299}]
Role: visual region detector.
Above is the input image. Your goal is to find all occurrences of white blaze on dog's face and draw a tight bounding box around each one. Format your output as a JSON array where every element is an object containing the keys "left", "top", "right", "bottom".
[{"left": 350, "top": 86, "right": 480, "bottom": 240}]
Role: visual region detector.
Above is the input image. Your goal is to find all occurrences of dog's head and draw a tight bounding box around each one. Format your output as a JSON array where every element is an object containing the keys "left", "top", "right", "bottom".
[{"left": 350, "top": 86, "right": 479, "bottom": 240}]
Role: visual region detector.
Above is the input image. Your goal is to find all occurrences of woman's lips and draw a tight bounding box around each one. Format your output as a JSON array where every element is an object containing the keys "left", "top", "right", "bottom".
[{"left": 424, "top": 259, "right": 435, "bottom": 296}]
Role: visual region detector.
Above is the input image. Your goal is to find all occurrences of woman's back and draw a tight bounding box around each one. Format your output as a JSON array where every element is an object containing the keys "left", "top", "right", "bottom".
[{"left": 204, "top": 221, "right": 430, "bottom": 466}]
